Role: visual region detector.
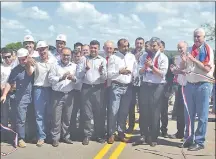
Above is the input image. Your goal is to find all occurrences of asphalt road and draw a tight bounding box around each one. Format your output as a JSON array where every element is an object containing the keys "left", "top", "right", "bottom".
[{"left": 1, "top": 106, "right": 215, "bottom": 159}]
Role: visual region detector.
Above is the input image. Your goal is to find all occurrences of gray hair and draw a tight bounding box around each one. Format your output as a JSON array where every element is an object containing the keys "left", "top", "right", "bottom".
[
  {"left": 194, "top": 28, "right": 206, "bottom": 36},
  {"left": 149, "top": 37, "right": 161, "bottom": 46}
]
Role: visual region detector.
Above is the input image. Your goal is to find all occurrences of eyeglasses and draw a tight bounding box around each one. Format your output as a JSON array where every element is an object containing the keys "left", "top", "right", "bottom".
[{"left": 3, "top": 55, "right": 12, "bottom": 59}]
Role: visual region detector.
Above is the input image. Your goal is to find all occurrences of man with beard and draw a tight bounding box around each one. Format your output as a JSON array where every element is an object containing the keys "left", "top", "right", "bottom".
[
  {"left": 127, "top": 37, "right": 145, "bottom": 133},
  {"left": 26, "top": 41, "right": 57, "bottom": 147},
  {"left": 48, "top": 47, "right": 77, "bottom": 147},
  {"left": 107, "top": 39, "right": 137, "bottom": 144},
  {"left": 136, "top": 37, "right": 168, "bottom": 147},
  {"left": 1, "top": 48, "right": 34, "bottom": 148},
  {"left": 77, "top": 40, "right": 107, "bottom": 145}
]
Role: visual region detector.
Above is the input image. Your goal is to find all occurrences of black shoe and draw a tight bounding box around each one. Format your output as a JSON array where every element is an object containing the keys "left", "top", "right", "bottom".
[
  {"left": 161, "top": 132, "right": 169, "bottom": 138},
  {"left": 52, "top": 140, "right": 59, "bottom": 147},
  {"left": 132, "top": 135, "right": 146, "bottom": 146},
  {"left": 82, "top": 137, "right": 90, "bottom": 145},
  {"left": 188, "top": 143, "right": 204, "bottom": 151},
  {"left": 96, "top": 137, "right": 105, "bottom": 144},
  {"left": 169, "top": 133, "right": 184, "bottom": 139},
  {"left": 178, "top": 142, "right": 192, "bottom": 148},
  {"left": 63, "top": 138, "right": 73, "bottom": 144},
  {"left": 150, "top": 142, "right": 157, "bottom": 147}
]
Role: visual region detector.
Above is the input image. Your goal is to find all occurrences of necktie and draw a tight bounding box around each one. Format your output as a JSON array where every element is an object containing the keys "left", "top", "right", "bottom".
[{"left": 104, "top": 56, "right": 109, "bottom": 87}]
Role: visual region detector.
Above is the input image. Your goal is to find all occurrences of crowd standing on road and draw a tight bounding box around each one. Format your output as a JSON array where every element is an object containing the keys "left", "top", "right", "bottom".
[{"left": 1, "top": 28, "right": 215, "bottom": 152}]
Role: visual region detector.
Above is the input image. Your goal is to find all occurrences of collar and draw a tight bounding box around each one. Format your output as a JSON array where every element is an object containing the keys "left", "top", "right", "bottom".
[
  {"left": 87, "top": 55, "right": 101, "bottom": 60},
  {"left": 59, "top": 61, "right": 72, "bottom": 67}
]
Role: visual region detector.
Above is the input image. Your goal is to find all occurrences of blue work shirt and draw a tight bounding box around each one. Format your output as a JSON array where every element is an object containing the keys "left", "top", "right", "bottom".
[{"left": 8, "top": 65, "right": 34, "bottom": 104}]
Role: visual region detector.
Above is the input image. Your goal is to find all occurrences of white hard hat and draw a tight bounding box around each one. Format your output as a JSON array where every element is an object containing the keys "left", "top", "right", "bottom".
[
  {"left": 17, "top": 48, "right": 29, "bottom": 57},
  {"left": 36, "top": 40, "right": 48, "bottom": 49},
  {"left": 56, "top": 34, "right": 67, "bottom": 42},
  {"left": 24, "top": 35, "right": 34, "bottom": 42}
]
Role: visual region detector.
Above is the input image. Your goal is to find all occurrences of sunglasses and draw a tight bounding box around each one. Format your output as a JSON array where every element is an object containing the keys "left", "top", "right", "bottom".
[{"left": 3, "top": 55, "right": 12, "bottom": 59}]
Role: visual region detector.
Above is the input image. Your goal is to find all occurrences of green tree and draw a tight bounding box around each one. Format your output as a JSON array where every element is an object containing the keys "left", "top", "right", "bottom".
[
  {"left": 5, "top": 42, "right": 23, "bottom": 50},
  {"left": 201, "top": 23, "right": 215, "bottom": 41}
]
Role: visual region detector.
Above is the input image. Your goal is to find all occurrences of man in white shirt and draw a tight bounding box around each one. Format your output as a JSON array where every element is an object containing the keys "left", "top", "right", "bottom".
[
  {"left": 76, "top": 40, "right": 107, "bottom": 145},
  {"left": 136, "top": 37, "right": 168, "bottom": 147},
  {"left": 48, "top": 47, "right": 77, "bottom": 147},
  {"left": 1, "top": 48, "right": 17, "bottom": 136},
  {"left": 107, "top": 39, "right": 137, "bottom": 144},
  {"left": 26, "top": 41, "right": 57, "bottom": 147},
  {"left": 169, "top": 41, "right": 188, "bottom": 140},
  {"left": 180, "top": 28, "right": 215, "bottom": 151}
]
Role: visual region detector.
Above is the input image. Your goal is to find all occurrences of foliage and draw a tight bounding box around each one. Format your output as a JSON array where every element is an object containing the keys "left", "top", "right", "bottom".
[
  {"left": 4, "top": 42, "right": 23, "bottom": 51},
  {"left": 201, "top": 23, "right": 215, "bottom": 41}
]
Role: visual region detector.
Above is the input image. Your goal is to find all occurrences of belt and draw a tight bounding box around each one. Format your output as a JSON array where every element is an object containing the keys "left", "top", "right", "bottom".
[
  {"left": 112, "top": 80, "right": 131, "bottom": 87},
  {"left": 83, "top": 83, "right": 102, "bottom": 88},
  {"left": 188, "top": 82, "right": 207, "bottom": 85},
  {"left": 142, "top": 81, "right": 165, "bottom": 86}
]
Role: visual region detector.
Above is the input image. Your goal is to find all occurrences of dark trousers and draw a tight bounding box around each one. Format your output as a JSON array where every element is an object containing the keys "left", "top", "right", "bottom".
[
  {"left": 108, "top": 82, "right": 132, "bottom": 137},
  {"left": 160, "top": 91, "right": 169, "bottom": 134},
  {"left": 81, "top": 84, "right": 105, "bottom": 138},
  {"left": 51, "top": 90, "right": 74, "bottom": 141},
  {"left": 128, "top": 86, "right": 140, "bottom": 129},
  {"left": 104, "top": 87, "right": 110, "bottom": 134},
  {"left": 175, "top": 85, "right": 185, "bottom": 136},
  {"left": 139, "top": 82, "right": 165, "bottom": 142},
  {"left": 70, "top": 90, "right": 82, "bottom": 137}
]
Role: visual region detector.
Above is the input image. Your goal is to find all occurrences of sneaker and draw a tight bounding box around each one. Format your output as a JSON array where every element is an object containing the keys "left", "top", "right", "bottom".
[
  {"left": 18, "top": 139, "right": 27, "bottom": 148},
  {"left": 36, "top": 139, "right": 44, "bottom": 147}
]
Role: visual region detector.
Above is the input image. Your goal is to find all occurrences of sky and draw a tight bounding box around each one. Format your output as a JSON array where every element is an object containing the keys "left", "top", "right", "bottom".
[{"left": 1, "top": 1, "right": 215, "bottom": 50}]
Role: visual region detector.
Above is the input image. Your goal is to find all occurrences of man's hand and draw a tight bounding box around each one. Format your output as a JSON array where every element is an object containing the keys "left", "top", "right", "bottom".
[
  {"left": 86, "top": 59, "right": 91, "bottom": 70},
  {"left": 119, "top": 68, "right": 130, "bottom": 75},
  {"left": 170, "top": 64, "right": 176, "bottom": 72},
  {"left": 145, "top": 58, "right": 153, "bottom": 67},
  {"left": 98, "top": 62, "right": 104, "bottom": 73},
  {"left": 59, "top": 72, "right": 70, "bottom": 81},
  {"left": 27, "top": 56, "right": 36, "bottom": 66},
  {"left": 67, "top": 74, "right": 75, "bottom": 81},
  {"left": 187, "top": 54, "right": 196, "bottom": 62},
  {"left": 180, "top": 53, "right": 187, "bottom": 62},
  {"left": 0, "top": 95, "right": 6, "bottom": 104}
]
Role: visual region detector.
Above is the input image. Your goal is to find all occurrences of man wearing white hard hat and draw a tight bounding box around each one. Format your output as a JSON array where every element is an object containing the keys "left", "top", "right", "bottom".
[
  {"left": 52, "top": 34, "right": 67, "bottom": 61},
  {"left": 26, "top": 40, "right": 57, "bottom": 147},
  {"left": 23, "top": 35, "right": 39, "bottom": 58},
  {"left": 1, "top": 48, "right": 34, "bottom": 148}
]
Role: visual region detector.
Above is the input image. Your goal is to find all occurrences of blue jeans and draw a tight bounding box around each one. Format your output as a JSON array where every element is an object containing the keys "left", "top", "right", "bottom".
[
  {"left": 212, "top": 84, "right": 215, "bottom": 113},
  {"left": 34, "top": 86, "right": 51, "bottom": 140},
  {"left": 184, "top": 82, "right": 212, "bottom": 146},
  {"left": 108, "top": 82, "right": 132, "bottom": 136}
]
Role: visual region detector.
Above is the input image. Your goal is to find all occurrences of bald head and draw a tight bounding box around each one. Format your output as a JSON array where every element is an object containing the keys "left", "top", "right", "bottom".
[
  {"left": 177, "top": 41, "right": 188, "bottom": 54},
  {"left": 103, "top": 40, "right": 114, "bottom": 57}
]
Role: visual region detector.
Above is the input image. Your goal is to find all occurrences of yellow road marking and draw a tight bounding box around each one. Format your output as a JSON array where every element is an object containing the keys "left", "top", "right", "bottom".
[
  {"left": 94, "top": 108, "right": 139, "bottom": 159},
  {"left": 94, "top": 144, "right": 113, "bottom": 159},
  {"left": 109, "top": 123, "right": 139, "bottom": 159}
]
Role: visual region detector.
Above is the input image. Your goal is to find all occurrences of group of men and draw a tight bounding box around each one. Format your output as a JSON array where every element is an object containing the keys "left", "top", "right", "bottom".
[{"left": 0, "top": 27, "right": 215, "bottom": 152}]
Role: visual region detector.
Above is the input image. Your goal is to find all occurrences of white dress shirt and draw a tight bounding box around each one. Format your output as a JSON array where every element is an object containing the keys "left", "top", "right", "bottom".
[
  {"left": 31, "top": 55, "right": 57, "bottom": 87},
  {"left": 107, "top": 52, "right": 137, "bottom": 84},
  {"left": 76, "top": 55, "right": 107, "bottom": 85},
  {"left": 185, "top": 44, "right": 215, "bottom": 83},
  {"left": 48, "top": 61, "right": 77, "bottom": 93},
  {"left": 139, "top": 50, "right": 169, "bottom": 84}
]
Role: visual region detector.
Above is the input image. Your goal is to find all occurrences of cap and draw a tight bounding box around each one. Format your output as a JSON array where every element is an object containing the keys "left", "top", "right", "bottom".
[
  {"left": 24, "top": 35, "right": 34, "bottom": 42},
  {"left": 36, "top": 41, "right": 48, "bottom": 49},
  {"left": 56, "top": 34, "right": 67, "bottom": 42},
  {"left": 17, "top": 48, "right": 29, "bottom": 57}
]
